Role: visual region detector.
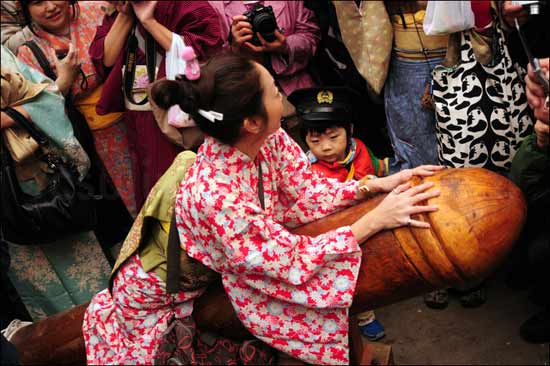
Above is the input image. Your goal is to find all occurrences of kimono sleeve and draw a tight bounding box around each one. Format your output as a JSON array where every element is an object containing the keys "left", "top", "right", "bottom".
[
  {"left": 271, "top": 129, "right": 362, "bottom": 227},
  {"left": 205, "top": 189, "right": 362, "bottom": 308}
]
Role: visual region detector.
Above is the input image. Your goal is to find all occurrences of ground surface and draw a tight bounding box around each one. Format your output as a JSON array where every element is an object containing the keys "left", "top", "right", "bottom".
[{"left": 370, "top": 269, "right": 549, "bottom": 365}]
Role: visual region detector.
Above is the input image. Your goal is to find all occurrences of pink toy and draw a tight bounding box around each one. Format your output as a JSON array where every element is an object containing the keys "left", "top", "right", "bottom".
[{"left": 182, "top": 46, "right": 200, "bottom": 80}]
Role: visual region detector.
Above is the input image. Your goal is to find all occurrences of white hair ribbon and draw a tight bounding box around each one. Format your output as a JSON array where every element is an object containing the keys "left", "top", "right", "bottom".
[{"left": 198, "top": 109, "right": 224, "bottom": 123}]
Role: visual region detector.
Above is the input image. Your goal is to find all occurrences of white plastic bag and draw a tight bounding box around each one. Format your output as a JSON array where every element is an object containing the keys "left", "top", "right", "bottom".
[
  {"left": 423, "top": 0, "right": 475, "bottom": 35},
  {"left": 165, "top": 34, "right": 195, "bottom": 128}
]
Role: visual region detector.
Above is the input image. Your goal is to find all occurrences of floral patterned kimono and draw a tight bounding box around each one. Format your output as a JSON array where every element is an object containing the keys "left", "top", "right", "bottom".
[{"left": 176, "top": 129, "right": 363, "bottom": 365}]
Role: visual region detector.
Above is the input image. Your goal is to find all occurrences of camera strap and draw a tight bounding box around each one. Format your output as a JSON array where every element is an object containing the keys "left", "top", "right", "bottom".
[{"left": 124, "top": 24, "right": 156, "bottom": 106}]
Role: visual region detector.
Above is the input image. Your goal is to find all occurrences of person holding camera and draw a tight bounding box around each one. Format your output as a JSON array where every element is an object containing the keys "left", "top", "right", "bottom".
[
  {"left": 90, "top": 1, "right": 222, "bottom": 210},
  {"left": 209, "top": 1, "right": 320, "bottom": 97},
  {"left": 510, "top": 58, "right": 549, "bottom": 344}
]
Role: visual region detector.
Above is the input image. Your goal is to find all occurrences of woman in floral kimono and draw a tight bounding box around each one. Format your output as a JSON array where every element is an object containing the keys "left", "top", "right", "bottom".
[{"left": 83, "top": 53, "right": 442, "bottom": 365}]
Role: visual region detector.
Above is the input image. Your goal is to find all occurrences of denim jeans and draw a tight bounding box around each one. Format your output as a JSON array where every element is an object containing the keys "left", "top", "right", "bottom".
[{"left": 384, "top": 56, "right": 443, "bottom": 173}]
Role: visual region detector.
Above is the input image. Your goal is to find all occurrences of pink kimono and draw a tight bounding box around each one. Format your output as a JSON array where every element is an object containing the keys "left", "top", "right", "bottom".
[
  {"left": 209, "top": 1, "right": 321, "bottom": 95},
  {"left": 176, "top": 129, "right": 363, "bottom": 364}
]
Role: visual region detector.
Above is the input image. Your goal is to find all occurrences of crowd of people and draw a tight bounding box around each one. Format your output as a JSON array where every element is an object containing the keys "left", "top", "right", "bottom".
[{"left": 0, "top": 1, "right": 548, "bottom": 365}]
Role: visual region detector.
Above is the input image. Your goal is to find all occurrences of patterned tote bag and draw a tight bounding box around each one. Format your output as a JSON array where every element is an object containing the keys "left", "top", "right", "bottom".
[{"left": 432, "top": 24, "right": 533, "bottom": 173}]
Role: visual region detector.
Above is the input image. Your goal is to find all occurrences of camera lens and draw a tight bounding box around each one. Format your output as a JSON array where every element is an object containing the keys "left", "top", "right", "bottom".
[{"left": 253, "top": 13, "right": 277, "bottom": 42}]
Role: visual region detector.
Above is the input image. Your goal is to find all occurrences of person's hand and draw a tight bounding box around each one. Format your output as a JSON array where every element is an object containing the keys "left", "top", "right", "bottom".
[
  {"left": 54, "top": 43, "right": 79, "bottom": 94},
  {"left": 230, "top": 15, "right": 254, "bottom": 52},
  {"left": 525, "top": 59, "right": 549, "bottom": 124},
  {"left": 109, "top": 1, "right": 132, "bottom": 15},
  {"left": 534, "top": 120, "right": 549, "bottom": 150},
  {"left": 131, "top": 0, "right": 157, "bottom": 25},
  {"left": 370, "top": 182, "right": 440, "bottom": 229},
  {"left": 250, "top": 30, "right": 287, "bottom": 53},
  {"left": 502, "top": 1, "right": 529, "bottom": 28},
  {"left": 361, "top": 165, "right": 444, "bottom": 194}
]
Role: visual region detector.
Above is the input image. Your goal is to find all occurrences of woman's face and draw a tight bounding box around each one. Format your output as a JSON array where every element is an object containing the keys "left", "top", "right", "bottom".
[
  {"left": 27, "top": 1, "right": 71, "bottom": 35},
  {"left": 255, "top": 63, "right": 283, "bottom": 136}
]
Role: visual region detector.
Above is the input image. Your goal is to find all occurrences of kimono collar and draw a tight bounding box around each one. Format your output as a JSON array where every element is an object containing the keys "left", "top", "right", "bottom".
[{"left": 201, "top": 135, "right": 256, "bottom": 168}]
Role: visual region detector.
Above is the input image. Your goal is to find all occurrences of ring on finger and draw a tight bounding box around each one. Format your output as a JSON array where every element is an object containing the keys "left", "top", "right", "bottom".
[{"left": 407, "top": 218, "right": 412, "bottom": 225}]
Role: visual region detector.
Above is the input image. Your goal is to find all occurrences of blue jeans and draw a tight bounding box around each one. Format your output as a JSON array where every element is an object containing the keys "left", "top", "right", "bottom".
[{"left": 384, "top": 56, "right": 443, "bottom": 173}]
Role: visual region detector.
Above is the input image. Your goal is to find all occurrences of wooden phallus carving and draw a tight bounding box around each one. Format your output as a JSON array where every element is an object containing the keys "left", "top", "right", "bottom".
[{"left": 11, "top": 168, "right": 526, "bottom": 363}]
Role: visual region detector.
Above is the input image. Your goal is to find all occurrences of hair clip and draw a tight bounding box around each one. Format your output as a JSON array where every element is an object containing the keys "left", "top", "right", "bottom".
[
  {"left": 198, "top": 109, "right": 223, "bottom": 123},
  {"left": 181, "top": 46, "right": 200, "bottom": 80}
]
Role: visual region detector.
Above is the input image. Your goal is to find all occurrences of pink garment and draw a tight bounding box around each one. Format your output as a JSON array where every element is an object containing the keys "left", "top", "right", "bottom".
[
  {"left": 83, "top": 255, "right": 200, "bottom": 365},
  {"left": 175, "top": 129, "right": 363, "bottom": 365},
  {"left": 209, "top": 1, "right": 320, "bottom": 95}
]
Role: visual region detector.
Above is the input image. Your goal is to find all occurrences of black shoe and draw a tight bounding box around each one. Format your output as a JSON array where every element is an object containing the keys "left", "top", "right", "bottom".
[
  {"left": 519, "top": 309, "right": 550, "bottom": 343},
  {"left": 458, "top": 285, "right": 487, "bottom": 308}
]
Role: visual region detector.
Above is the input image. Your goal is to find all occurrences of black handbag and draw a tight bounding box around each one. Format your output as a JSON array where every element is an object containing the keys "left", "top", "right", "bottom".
[
  {"left": 17, "top": 41, "right": 134, "bottom": 257},
  {"left": 0, "top": 107, "right": 100, "bottom": 244}
]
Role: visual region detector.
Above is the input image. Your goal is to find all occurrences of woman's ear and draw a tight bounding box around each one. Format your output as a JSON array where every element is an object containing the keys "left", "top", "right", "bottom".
[{"left": 242, "top": 116, "right": 264, "bottom": 135}]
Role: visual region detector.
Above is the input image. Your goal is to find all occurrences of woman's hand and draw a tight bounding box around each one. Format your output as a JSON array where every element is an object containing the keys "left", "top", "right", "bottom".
[
  {"left": 502, "top": 1, "right": 529, "bottom": 28},
  {"left": 360, "top": 165, "right": 444, "bottom": 195},
  {"left": 249, "top": 31, "right": 287, "bottom": 54},
  {"left": 230, "top": 15, "right": 254, "bottom": 52},
  {"left": 131, "top": 0, "right": 157, "bottom": 25},
  {"left": 372, "top": 182, "right": 440, "bottom": 230},
  {"left": 351, "top": 181, "right": 440, "bottom": 243},
  {"left": 112, "top": 0, "right": 132, "bottom": 15},
  {"left": 54, "top": 43, "right": 79, "bottom": 95}
]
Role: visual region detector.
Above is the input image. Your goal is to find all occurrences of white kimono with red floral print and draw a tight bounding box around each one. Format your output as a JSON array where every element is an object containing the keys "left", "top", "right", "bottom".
[{"left": 176, "top": 129, "right": 363, "bottom": 365}]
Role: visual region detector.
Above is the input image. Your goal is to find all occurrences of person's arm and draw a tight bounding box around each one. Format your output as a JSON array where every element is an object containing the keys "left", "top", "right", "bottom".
[
  {"left": 102, "top": 3, "right": 134, "bottom": 67},
  {"left": 132, "top": 1, "right": 172, "bottom": 51}
]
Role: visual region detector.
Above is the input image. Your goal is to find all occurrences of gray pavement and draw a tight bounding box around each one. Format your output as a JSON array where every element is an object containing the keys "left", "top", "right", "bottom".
[{"left": 372, "top": 270, "right": 549, "bottom": 365}]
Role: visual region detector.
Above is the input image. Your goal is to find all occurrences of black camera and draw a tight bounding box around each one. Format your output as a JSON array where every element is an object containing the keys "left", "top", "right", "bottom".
[{"left": 243, "top": 4, "right": 278, "bottom": 46}]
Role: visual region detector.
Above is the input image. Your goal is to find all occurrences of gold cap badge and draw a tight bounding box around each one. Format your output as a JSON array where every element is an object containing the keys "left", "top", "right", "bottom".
[{"left": 317, "top": 90, "right": 333, "bottom": 104}]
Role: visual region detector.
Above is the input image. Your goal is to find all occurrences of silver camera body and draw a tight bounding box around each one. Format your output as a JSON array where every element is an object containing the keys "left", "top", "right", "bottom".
[{"left": 512, "top": 0, "right": 545, "bottom": 15}]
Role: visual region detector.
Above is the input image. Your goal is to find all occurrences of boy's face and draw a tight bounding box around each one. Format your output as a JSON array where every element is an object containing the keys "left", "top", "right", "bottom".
[{"left": 305, "top": 127, "right": 348, "bottom": 163}]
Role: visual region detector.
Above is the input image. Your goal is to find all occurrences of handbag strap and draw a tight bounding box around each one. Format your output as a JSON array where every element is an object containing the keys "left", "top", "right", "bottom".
[
  {"left": 2, "top": 107, "right": 49, "bottom": 146},
  {"left": 23, "top": 41, "right": 57, "bottom": 81},
  {"left": 124, "top": 24, "right": 156, "bottom": 106}
]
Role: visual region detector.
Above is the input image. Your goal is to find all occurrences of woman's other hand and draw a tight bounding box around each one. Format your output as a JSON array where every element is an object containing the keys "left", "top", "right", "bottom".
[
  {"left": 502, "top": 1, "right": 529, "bottom": 28},
  {"left": 363, "top": 165, "right": 444, "bottom": 194},
  {"left": 54, "top": 43, "right": 79, "bottom": 95},
  {"left": 131, "top": 0, "right": 158, "bottom": 25}
]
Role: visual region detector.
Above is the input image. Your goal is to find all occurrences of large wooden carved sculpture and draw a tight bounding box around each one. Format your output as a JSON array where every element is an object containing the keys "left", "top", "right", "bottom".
[{"left": 10, "top": 168, "right": 526, "bottom": 364}]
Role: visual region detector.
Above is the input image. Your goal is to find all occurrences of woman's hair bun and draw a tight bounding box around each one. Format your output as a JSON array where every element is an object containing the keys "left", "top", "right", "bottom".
[{"left": 150, "top": 78, "right": 199, "bottom": 114}]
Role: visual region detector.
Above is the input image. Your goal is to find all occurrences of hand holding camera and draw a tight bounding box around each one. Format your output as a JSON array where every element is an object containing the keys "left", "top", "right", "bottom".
[{"left": 231, "top": 4, "right": 285, "bottom": 54}]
